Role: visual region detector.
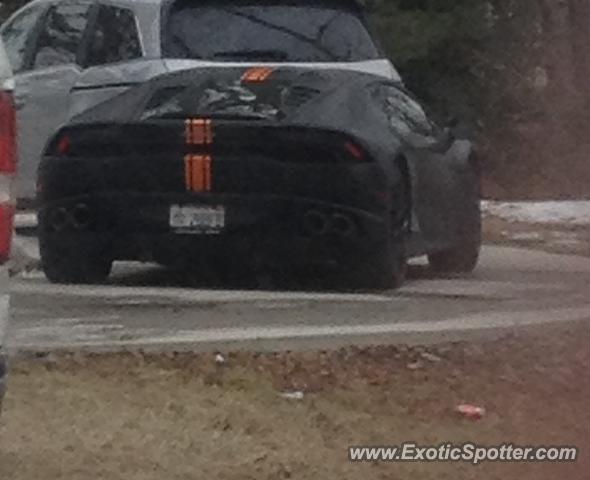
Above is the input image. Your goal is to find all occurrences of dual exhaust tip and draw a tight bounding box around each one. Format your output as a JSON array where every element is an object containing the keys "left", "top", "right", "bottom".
[
  {"left": 302, "top": 210, "right": 356, "bottom": 238},
  {"left": 49, "top": 203, "right": 92, "bottom": 231}
]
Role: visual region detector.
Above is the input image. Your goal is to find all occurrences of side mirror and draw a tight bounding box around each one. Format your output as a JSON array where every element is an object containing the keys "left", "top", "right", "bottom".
[
  {"left": 448, "top": 118, "right": 474, "bottom": 141},
  {"left": 435, "top": 127, "right": 455, "bottom": 152}
]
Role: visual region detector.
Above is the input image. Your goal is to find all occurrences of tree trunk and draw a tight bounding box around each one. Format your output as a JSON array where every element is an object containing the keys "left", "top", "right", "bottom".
[{"left": 540, "top": 0, "right": 579, "bottom": 113}]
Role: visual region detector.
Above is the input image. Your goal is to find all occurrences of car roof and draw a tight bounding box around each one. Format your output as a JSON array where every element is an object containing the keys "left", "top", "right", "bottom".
[
  {"left": 25, "top": 0, "right": 366, "bottom": 8},
  {"left": 24, "top": 0, "right": 162, "bottom": 7}
]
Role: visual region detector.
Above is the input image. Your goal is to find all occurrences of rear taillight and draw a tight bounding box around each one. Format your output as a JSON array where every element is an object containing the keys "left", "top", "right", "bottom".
[
  {"left": 0, "top": 90, "right": 16, "bottom": 264},
  {"left": 344, "top": 140, "right": 366, "bottom": 161},
  {"left": 56, "top": 134, "right": 71, "bottom": 156}
]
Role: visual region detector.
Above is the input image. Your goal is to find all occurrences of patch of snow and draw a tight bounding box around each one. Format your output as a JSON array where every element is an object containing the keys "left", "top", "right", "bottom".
[
  {"left": 550, "top": 238, "right": 583, "bottom": 249},
  {"left": 506, "top": 231, "right": 543, "bottom": 241},
  {"left": 15, "top": 211, "right": 37, "bottom": 229},
  {"left": 551, "top": 231, "right": 579, "bottom": 240},
  {"left": 482, "top": 200, "right": 590, "bottom": 225}
]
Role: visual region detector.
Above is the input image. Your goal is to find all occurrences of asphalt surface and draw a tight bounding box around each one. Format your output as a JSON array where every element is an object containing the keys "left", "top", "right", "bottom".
[{"left": 7, "top": 246, "right": 590, "bottom": 353}]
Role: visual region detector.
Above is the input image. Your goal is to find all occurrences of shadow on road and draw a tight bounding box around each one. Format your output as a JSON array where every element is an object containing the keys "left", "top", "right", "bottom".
[{"left": 104, "top": 262, "right": 459, "bottom": 293}]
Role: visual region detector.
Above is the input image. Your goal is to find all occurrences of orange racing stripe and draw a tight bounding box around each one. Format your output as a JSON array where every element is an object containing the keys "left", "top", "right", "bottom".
[
  {"left": 185, "top": 118, "right": 213, "bottom": 146},
  {"left": 184, "top": 154, "right": 212, "bottom": 192},
  {"left": 241, "top": 67, "right": 275, "bottom": 83}
]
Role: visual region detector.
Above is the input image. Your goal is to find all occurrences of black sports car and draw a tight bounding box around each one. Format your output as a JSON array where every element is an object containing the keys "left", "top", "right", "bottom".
[{"left": 37, "top": 66, "right": 481, "bottom": 289}]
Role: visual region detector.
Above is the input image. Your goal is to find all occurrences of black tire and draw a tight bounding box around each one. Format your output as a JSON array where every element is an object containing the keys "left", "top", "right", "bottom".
[
  {"left": 428, "top": 167, "right": 482, "bottom": 274},
  {"left": 40, "top": 235, "right": 113, "bottom": 284},
  {"left": 356, "top": 236, "right": 406, "bottom": 290},
  {"left": 351, "top": 158, "right": 409, "bottom": 290}
]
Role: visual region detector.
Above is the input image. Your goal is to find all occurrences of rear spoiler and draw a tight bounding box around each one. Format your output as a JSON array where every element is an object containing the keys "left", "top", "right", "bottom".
[{"left": 71, "top": 82, "right": 140, "bottom": 92}]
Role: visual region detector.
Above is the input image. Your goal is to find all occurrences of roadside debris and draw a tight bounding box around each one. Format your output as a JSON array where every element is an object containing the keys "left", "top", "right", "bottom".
[
  {"left": 455, "top": 404, "right": 486, "bottom": 420},
  {"left": 214, "top": 353, "right": 226, "bottom": 365},
  {"left": 280, "top": 391, "right": 305, "bottom": 401},
  {"left": 420, "top": 352, "right": 442, "bottom": 363},
  {"left": 406, "top": 360, "right": 425, "bottom": 370}
]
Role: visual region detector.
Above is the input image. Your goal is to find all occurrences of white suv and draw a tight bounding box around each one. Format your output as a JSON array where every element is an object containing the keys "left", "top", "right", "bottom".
[{"left": 0, "top": 37, "right": 15, "bottom": 413}]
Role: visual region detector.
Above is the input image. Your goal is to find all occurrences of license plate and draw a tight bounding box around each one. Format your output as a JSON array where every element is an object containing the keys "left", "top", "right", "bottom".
[{"left": 169, "top": 205, "right": 225, "bottom": 234}]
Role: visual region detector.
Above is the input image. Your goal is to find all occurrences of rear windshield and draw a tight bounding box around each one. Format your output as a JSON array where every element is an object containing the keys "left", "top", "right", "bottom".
[{"left": 161, "top": 1, "right": 381, "bottom": 63}]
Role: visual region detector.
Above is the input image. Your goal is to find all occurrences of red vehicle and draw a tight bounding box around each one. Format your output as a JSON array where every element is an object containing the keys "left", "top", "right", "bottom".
[{"left": 0, "top": 37, "right": 16, "bottom": 413}]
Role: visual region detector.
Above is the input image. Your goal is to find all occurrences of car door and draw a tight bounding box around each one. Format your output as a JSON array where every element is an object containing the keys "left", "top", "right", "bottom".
[
  {"left": 0, "top": 3, "right": 48, "bottom": 201},
  {"left": 0, "top": 3, "right": 48, "bottom": 76},
  {"left": 10, "top": 1, "right": 93, "bottom": 201}
]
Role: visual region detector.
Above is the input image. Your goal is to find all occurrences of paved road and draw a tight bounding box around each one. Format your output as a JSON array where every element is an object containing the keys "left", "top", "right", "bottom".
[{"left": 7, "top": 246, "right": 590, "bottom": 352}]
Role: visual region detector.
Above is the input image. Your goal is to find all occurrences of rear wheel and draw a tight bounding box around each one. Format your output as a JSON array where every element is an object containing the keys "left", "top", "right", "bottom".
[
  {"left": 428, "top": 166, "right": 481, "bottom": 274},
  {"left": 428, "top": 236, "right": 480, "bottom": 273},
  {"left": 40, "top": 234, "right": 113, "bottom": 284},
  {"left": 355, "top": 236, "right": 406, "bottom": 290},
  {"left": 352, "top": 159, "right": 410, "bottom": 290}
]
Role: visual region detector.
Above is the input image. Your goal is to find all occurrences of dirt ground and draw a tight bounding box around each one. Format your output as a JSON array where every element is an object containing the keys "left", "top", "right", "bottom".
[{"left": 1, "top": 320, "right": 589, "bottom": 480}]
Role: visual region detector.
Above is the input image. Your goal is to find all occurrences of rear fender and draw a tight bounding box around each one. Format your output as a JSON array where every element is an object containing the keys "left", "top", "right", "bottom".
[{"left": 406, "top": 139, "right": 476, "bottom": 251}]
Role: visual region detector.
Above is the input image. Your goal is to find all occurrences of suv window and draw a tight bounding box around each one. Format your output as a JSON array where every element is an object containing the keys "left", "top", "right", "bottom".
[
  {"left": 162, "top": 0, "right": 381, "bottom": 63},
  {"left": 85, "top": 5, "right": 142, "bottom": 67},
  {"left": 1, "top": 6, "right": 45, "bottom": 73},
  {"left": 32, "top": 2, "right": 91, "bottom": 69}
]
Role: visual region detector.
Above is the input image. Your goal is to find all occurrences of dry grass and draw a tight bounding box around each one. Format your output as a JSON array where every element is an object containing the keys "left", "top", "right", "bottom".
[{"left": 1, "top": 322, "right": 590, "bottom": 479}]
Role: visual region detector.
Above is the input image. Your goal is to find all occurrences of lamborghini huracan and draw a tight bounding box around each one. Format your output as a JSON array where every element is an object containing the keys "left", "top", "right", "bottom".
[
  {"left": 37, "top": 64, "right": 481, "bottom": 289},
  {"left": 36, "top": 1, "right": 481, "bottom": 289}
]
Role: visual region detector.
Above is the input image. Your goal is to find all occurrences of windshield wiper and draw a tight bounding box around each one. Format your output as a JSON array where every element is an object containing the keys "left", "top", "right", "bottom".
[{"left": 213, "top": 49, "right": 290, "bottom": 61}]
